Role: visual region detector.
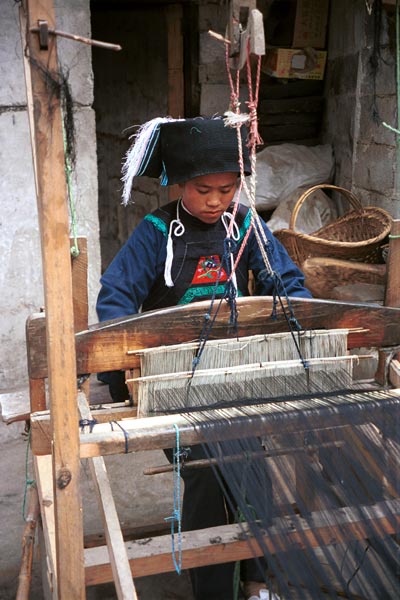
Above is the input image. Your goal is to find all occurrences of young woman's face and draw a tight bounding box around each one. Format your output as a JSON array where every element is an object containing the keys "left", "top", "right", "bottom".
[{"left": 179, "top": 172, "right": 238, "bottom": 224}]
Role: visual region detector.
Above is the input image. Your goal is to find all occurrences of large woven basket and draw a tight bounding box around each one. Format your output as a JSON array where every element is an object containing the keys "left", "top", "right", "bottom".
[{"left": 274, "top": 184, "right": 392, "bottom": 266}]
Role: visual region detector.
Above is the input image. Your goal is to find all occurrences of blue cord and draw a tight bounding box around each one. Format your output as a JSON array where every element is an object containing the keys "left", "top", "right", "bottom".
[{"left": 165, "top": 424, "right": 182, "bottom": 574}]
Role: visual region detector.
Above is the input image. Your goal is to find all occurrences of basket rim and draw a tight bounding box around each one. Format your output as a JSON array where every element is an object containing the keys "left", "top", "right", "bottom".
[
  {"left": 277, "top": 196, "right": 392, "bottom": 248},
  {"left": 289, "top": 184, "right": 364, "bottom": 231},
  {"left": 274, "top": 227, "right": 389, "bottom": 248}
]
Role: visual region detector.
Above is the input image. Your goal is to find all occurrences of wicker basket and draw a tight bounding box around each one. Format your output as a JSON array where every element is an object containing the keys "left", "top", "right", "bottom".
[{"left": 274, "top": 184, "right": 392, "bottom": 266}]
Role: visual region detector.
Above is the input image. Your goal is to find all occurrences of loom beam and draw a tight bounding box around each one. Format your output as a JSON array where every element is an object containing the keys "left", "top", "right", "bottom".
[
  {"left": 83, "top": 498, "right": 400, "bottom": 584},
  {"left": 30, "top": 389, "right": 400, "bottom": 457},
  {"left": 26, "top": 296, "right": 400, "bottom": 379}
]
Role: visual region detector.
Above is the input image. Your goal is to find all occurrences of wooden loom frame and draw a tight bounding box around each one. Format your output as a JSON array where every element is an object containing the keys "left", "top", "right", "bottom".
[{"left": 20, "top": 0, "right": 400, "bottom": 597}]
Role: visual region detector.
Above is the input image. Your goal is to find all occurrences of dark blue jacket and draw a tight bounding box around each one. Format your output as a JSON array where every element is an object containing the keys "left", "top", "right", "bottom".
[{"left": 97, "top": 200, "right": 311, "bottom": 323}]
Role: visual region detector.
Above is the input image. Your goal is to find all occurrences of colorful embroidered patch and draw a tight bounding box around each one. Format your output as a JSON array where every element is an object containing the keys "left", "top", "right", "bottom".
[{"left": 191, "top": 255, "right": 227, "bottom": 285}]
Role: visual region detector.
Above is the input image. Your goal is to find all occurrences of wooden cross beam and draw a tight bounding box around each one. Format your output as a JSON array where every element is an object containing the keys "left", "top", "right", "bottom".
[{"left": 26, "top": 296, "right": 400, "bottom": 379}]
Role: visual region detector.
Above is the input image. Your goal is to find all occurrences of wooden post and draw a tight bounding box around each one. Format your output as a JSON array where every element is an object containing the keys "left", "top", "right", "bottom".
[
  {"left": 376, "top": 219, "right": 400, "bottom": 385},
  {"left": 166, "top": 4, "right": 184, "bottom": 200},
  {"left": 78, "top": 393, "right": 138, "bottom": 599},
  {"left": 384, "top": 220, "right": 400, "bottom": 308},
  {"left": 22, "top": 1, "right": 85, "bottom": 597},
  {"left": 166, "top": 3, "right": 184, "bottom": 118}
]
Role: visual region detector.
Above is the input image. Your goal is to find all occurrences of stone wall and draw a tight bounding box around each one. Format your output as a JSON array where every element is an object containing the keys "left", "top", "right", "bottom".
[
  {"left": 198, "top": 1, "right": 236, "bottom": 115},
  {"left": 0, "top": 0, "right": 100, "bottom": 391},
  {"left": 92, "top": 4, "right": 169, "bottom": 271},
  {"left": 323, "top": 0, "right": 399, "bottom": 217},
  {"left": 92, "top": 0, "right": 235, "bottom": 272}
]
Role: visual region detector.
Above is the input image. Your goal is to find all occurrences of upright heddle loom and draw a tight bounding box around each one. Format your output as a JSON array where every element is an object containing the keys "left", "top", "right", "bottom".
[
  {"left": 20, "top": 0, "right": 400, "bottom": 597},
  {"left": 27, "top": 295, "right": 400, "bottom": 599}
]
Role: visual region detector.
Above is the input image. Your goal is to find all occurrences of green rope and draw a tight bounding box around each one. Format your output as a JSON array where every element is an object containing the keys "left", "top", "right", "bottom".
[
  {"left": 61, "top": 111, "right": 80, "bottom": 258},
  {"left": 22, "top": 428, "right": 35, "bottom": 521},
  {"left": 382, "top": 121, "right": 400, "bottom": 134},
  {"left": 389, "top": 233, "right": 400, "bottom": 238},
  {"left": 233, "top": 558, "right": 241, "bottom": 600}
]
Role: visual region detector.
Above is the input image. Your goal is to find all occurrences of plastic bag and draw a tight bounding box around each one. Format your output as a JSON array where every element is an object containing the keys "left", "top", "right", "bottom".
[
  {"left": 267, "top": 186, "right": 338, "bottom": 233},
  {"left": 239, "top": 143, "right": 334, "bottom": 211}
]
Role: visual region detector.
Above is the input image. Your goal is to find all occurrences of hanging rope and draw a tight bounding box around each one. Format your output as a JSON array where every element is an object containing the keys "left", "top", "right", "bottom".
[
  {"left": 165, "top": 424, "right": 183, "bottom": 574},
  {"left": 223, "top": 40, "right": 274, "bottom": 280},
  {"left": 22, "top": 429, "right": 35, "bottom": 521},
  {"left": 61, "top": 112, "right": 80, "bottom": 258},
  {"left": 222, "top": 33, "right": 310, "bottom": 370},
  {"left": 190, "top": 24, "right": 308, "bottom": 380}
]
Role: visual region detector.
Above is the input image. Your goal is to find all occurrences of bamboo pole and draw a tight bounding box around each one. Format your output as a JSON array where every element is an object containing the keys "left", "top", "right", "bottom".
[
  {"left": 22, "top": 0, "right": 85, "bottom": 597},
  {"left": 16, "top": 485, "right": 40, "bottom": 600}
]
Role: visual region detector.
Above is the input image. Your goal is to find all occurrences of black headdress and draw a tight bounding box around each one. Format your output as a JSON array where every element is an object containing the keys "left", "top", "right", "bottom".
[{"left": 121, "top": 116, "right": 251, "bottom": 205}]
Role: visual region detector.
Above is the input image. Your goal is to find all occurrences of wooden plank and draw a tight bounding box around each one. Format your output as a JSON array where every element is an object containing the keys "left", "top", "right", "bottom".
[
  {"left": 84, "top": 498, "right": 400, "bottom": 585},
  {"left": 26, "top": 313, "right": 48, "bottom": 380},
  {"left": 78, "top": 393, "right": 138, "bottom": 599},
  {"left": 302, "top": 257, "right": 386, "bottom": 300},
  {"left": 259, "top": 96, "right": 324, "bottom": 115},
  {"left": 23, "top": 1, "right": 85, "bottom": 597},
  {"left": 260, "top": 112, "right": 321, "bottom": 126},
  {"left": 87, "top": 457, "right": 138, "bottom": 598},
  {"left": 259, "top": 79, "right": 324, "bottom": 100},
  {"left": 30, "top": 389, "right": 400, "bottom": 458},
  {"left": 29, "top": 377, "right": 46, "bottom": 414},
  {"left": 30, "top": 403, "right": 136, "bottom": 457},
  {"left": 71, "top": 237, "right": 89, "bottom": 333},
  {"left": 84, "top": 521, "right": 170, "bottom": 549},
  {"left": 26, "top": 314, "right": 47, "bottom": 412},
  {"left": 259, "top": 122, "right": 319, "bottom": 142},
  {"left": 34, "top": 455, "right": 58, "bottom": 598},
  {"left": 25, "top": 297, "right": 400, "bottom": 379}
]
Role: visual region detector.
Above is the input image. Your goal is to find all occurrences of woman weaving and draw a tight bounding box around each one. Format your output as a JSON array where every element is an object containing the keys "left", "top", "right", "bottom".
[{"left": 96, "top": 116, "right": 311, "bottom": 600}]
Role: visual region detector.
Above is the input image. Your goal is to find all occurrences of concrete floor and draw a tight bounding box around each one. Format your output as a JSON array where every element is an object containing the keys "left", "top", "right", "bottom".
[{"left": 0, "top": 417, "right": 194, "bottom": 600}]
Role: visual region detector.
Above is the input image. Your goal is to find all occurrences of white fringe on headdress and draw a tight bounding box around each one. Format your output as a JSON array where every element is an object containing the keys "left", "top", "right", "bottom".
[{"left": 121, "top": 116, "right": 177, "bottom": 205}]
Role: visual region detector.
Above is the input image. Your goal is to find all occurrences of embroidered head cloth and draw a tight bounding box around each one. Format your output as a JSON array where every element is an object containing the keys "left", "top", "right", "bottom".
[{"left": 122, "top": 116, "right": 251, "bottom": 205}]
